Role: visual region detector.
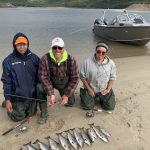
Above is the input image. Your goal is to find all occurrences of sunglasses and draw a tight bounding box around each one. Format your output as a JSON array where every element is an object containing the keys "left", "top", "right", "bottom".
[
  {"left": 52, "top": 46, "right": 63, "bottom": 51},
  {"left": 96, "top": 50, "right": 106, "bottom": 55}
]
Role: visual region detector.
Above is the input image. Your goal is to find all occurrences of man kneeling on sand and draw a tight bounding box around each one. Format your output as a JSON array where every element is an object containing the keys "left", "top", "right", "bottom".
[
  {"left": 1, "top": 33, "right": 40, "bottom": 122},
  {"left": 80, "top": 42, "right": 116, "bottom": 111},
  {"left": 37, "top": 37, "right": 79, "bottom": 124}
]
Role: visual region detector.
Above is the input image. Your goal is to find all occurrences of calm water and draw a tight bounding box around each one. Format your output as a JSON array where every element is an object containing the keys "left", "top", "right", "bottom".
[{"left": 0, "top": 7, "right": 150, "bottom": 65}]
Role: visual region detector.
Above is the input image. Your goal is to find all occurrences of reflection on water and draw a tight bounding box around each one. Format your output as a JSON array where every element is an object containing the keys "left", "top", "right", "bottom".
[{"left": 0, "top": 7, "right": 150, "bottom": 66}]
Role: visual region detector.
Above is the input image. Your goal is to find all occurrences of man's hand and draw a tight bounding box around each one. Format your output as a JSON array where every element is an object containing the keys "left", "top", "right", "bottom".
[
  {"left": 83, "top": 80, "right": 95, "bottom": 97},
  {"left": 88, "top": 89, "right": 95, "bottom": 97},
  {"left": 61, "top": 95, "right": 68, "bottom": 105},
  {"left": 101, "top": 89, "right": 110, "bottom": 95},
  {"left": 48, "top": 95, "right": 56, "bottom": 106},
  {"left": 6, "top": 100, "right": 13, "bottom": 112}
]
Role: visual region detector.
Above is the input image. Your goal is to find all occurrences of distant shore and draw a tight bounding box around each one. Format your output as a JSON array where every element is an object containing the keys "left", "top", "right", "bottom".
[{"left": 1, "top": 3, "right": 150, "bottom": 11}]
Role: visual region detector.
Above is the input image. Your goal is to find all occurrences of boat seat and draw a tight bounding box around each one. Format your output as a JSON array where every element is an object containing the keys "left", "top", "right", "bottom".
[
  {"left": 94, "top": 19, "right": 101, "bottom": 25},
  {"left": 134, "top": 18, "right": 143, "bottom": 24},
  {"left": 103, "top": 18, "right": 109, "bottom": 25}
]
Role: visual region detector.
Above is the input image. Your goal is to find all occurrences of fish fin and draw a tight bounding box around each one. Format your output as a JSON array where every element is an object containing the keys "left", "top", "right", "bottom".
[
  {"left": 23, "top": 141, "right": 32, "bottom": 146},
  {"left": 33, "top": 139, "right": 39, "bottom": 144},
  {"left": 45, "top": 136, "right": 50, "bottom": 139},
  {"left": 24, "top": 141, "right": 38, "bottom": 150},
  {"left": 88, "top": 123, "right": 94, "bottom": 127}
]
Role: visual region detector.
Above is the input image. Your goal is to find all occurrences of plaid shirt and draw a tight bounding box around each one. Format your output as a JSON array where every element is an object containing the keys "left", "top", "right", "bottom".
[{"left": 38, "top": 54, "right": 79, "bottom": 97}]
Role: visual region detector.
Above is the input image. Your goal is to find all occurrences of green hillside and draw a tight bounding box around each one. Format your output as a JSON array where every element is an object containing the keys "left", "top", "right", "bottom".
[{"left": 0, "top": 0, "right": 150, "bottom": 8}]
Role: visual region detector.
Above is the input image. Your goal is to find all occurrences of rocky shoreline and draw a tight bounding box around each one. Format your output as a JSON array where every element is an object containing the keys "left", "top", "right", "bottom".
[{"left": 0, "top": 3, "right": 15, "bottom": 8}]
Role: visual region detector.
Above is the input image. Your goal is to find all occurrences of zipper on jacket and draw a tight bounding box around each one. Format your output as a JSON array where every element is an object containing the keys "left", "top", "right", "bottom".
[{"left": 24, "top": 61, "right": 26, "bottom": 65}]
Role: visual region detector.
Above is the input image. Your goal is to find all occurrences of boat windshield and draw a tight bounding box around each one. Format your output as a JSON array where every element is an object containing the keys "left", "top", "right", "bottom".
[
  {"left": 128, "top": 14, "right": 144, "bottom": 23},
  {"left": 103, "top": 10, "right": 146, "bottom": 26},
  {"left": 117, "top": 14, "right": 129, "bottom": 22},
  {"left": 117, "top": 13, "right": 144, "bottom": 24},
  {"left": 128, "top": 14, "right": 143, "bottom": 21}
]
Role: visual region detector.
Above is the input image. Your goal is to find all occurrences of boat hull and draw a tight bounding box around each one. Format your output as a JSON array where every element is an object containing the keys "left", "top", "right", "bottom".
[{"left": 93, "top": 25, "right": 150, "bottom": 45}]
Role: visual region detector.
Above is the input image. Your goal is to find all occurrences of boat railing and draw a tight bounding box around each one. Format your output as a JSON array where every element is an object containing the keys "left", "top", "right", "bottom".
[{"left": 101, "top": 10, "right": 106, "bottom": 23}]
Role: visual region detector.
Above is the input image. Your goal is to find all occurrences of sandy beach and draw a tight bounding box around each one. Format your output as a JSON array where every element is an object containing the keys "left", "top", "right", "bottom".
[
  {"left": 0, "top": 54, "right": 150, "bottom": 150},
  {"left": 127, "top": 4, "right": 150, "bottom": 11}
]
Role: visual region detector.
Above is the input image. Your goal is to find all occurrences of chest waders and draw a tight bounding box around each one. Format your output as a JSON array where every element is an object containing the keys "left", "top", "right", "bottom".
[
  {"left": 8, "top": 101, "right": 37, "bottom": 122},
  {"left": 80, "top": 87, "right": 116, "bottom": 111},
  {"left": 48, "top": 52, "right": 70, "bottom": 92},
  {"left": 37, "top": 53, "right": 75, "bottom": 114},
  {"left": 47, "top": 53, "right": 75, "bottom": 106},
  {"left": 47, "top": 53, "right": 75, "bottom": 103}
]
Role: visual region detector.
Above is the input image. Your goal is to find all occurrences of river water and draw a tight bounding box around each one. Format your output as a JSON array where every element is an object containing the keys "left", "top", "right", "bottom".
[{"left": 0, "top": 7, "right": 150, "bottom": 65}]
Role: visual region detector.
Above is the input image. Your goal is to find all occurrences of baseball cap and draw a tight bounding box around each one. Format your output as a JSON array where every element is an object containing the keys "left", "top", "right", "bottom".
[
  {"left": 51, "top": 37, "right": 64, "bottom": 48},
  {"left": 15, "top": 37, "right": 28, "bottom": 45}
]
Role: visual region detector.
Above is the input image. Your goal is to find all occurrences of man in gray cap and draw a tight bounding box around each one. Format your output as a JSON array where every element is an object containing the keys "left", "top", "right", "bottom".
[{"left": 80, "top": 42, "right": 116, "bottom": 111}]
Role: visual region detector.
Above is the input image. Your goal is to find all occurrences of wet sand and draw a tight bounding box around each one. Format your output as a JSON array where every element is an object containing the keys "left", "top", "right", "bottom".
[{"left": 0, "top": 55, "right": 150, "bottom": 149}]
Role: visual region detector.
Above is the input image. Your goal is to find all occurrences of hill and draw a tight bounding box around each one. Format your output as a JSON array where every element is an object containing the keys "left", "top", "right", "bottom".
[{"left": 0, "top": 0, "right": 150, "bottom": 8}]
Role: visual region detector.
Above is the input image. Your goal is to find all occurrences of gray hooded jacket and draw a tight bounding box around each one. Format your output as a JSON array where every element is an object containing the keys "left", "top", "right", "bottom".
[{"left": 80, "top": 55, "right": 116, "bottom": 93}]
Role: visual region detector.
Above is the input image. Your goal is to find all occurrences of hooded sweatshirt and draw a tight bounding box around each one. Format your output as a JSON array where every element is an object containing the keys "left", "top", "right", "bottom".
[
  {"left": 80, "top": 55, "right": 116, "bottom": 93},
  {"left": 1, "top": 33, "right": 40, "bottom": 101}
]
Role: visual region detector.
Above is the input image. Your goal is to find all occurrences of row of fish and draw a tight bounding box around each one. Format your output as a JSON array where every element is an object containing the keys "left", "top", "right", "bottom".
[{"left": 21, "top": 123, "right": 111, "bottom": 150}]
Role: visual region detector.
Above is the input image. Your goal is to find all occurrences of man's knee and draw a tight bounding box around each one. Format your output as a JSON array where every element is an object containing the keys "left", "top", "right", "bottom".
[
  {"left": 28, "top": 102, "right": 37, "bottom": 117},
  {"left": 36, "top": 84, "right": 47, "bottom": 100},
  {"left": 80, "top": 88, "right": 95, "bottom": 109},
  {"left": 37, "top": 84, "right": 45, "bottom": 93},
  {"left": 66, "top": 94, "right": 75, "bottom": 106},
  {"left": 7, "top": 111, "right": 26, "bottom": 122},
  {"left": 101, "top": 91, "right": 116, "bottom": 110},
  {"left": 104, "top": 99, "right": 116, "bottom": 110}
]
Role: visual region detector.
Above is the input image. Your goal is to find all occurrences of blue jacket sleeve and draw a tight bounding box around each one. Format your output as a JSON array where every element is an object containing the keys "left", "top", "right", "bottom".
[{"left": 1, "top": 60, "right": 12, "bottom": 100}]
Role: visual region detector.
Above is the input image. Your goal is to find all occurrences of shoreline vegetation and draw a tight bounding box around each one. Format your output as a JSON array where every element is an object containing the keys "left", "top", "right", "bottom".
[{"left": 0, "top": 0, "right": 150, "bottom": 11}]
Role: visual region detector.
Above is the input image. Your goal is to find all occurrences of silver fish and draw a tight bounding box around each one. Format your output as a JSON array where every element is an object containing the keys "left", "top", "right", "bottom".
[
  {"left": 80, "top": 128, "right": 91, "bottom": 146},
  {"left": 87, "top": 127, "right": 97, "bottom": 142},
  {"left": 72, "top": 128, "right": 84, "bottom": 148},
  {"left": 24, "top": 141, "right": 38, "bottom": 150},
  {"left": 33, "top": 139, "right": 50, "bottom": 150},
  {"left": 65, "top": 130, "right": 78, "bottom": 150},
  {"left": 57, "top": 133, "right": 71, "bottom": 150},
  {"left": 97, "top": 126, "right": 111, "bottom": 137},
  {"left": 46, "top": 136, "right": 61, "bottom": 150},
  {"left": 89, "top": 123, "right": 109, "bottom": 143}
]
